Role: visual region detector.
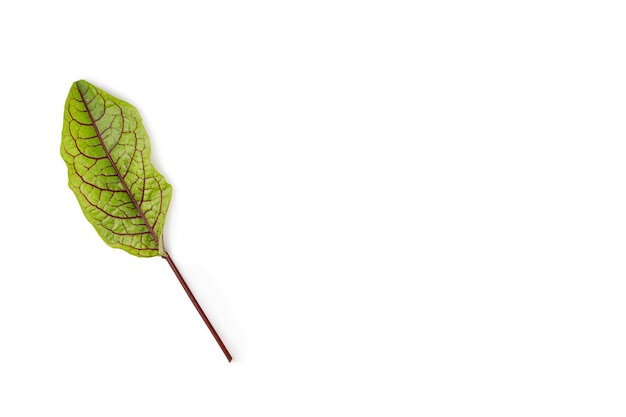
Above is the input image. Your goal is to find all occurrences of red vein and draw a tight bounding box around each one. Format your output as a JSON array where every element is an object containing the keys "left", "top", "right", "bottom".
[{"left": 77, "top": 85, "right": 160, "bottom": 247}]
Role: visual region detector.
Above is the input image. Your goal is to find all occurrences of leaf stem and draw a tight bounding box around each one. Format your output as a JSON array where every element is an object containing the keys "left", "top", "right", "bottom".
[{"left": 163, "top": 253, "right": 233, "bottom": 362}]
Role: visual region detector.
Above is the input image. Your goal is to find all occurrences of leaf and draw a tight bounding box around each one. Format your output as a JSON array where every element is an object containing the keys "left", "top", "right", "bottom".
[
  {"left": 60, "top": 80, "right": 172, "bottom": 257},
  {"left": 60, "top": 80, "right": 233, "bottom": 361}
]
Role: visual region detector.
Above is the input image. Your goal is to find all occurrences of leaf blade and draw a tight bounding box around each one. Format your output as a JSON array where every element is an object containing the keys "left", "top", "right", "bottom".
[{"left": 61, "top": 80, "right": 172, "bottom": 257}]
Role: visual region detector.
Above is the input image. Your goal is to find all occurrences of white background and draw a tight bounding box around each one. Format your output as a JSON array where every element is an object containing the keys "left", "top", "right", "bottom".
[{"left": 1, "top": 1, "right": 626, "bottom": 415}]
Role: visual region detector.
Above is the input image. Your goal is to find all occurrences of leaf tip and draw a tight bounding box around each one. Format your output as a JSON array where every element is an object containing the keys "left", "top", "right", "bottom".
[{"left": 73, "top": 79, "right": 91, "bottom": 94}]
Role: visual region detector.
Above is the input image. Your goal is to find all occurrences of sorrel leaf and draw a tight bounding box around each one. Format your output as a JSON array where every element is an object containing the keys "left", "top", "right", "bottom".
[
  {"left": 61, "top": 80, "right": 171, "bottom": 257},
  {"left": 60, "top": 80, "right": 232, "bottom": 361}
]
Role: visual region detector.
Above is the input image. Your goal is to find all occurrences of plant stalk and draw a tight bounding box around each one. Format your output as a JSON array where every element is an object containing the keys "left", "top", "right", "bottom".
[{"left": 163, "top": 253, "right": 232, "bottom": 362}]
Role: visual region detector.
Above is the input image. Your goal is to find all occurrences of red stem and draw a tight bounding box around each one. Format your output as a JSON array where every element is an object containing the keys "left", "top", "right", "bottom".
[{"left": 163, "top": 253, "right": 232, "bottom": 362}]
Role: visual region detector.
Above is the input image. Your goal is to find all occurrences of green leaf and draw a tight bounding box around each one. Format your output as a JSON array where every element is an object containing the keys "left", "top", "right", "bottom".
[
  {"left": 60, "top": 80, "right": 172, "bottom": 257},
  {"left": 60, "top": 80, "right": 233, "bottom": 361}
]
